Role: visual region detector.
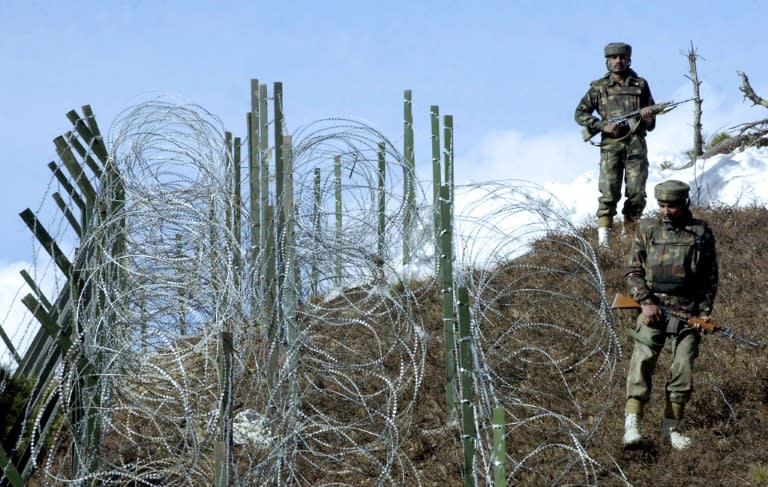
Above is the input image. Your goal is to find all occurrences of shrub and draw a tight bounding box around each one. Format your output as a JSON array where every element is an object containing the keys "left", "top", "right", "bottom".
[{"left": 0, "top": 366, "right": 33, "bottom": 448}]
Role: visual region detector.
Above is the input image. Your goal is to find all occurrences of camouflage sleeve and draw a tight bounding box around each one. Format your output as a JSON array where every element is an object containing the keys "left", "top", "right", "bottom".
[
  {"left": 624, "top": 227, "right": 654, "bottom": 304},
  {"left": 642, "top": 80, "right": 657, "bottom": 133},
  {"left": 574, "top": 85, "right": 603, "bottom": 136},
  {"left": 697, "top": 227, "right": 718, "bottom": 314}
]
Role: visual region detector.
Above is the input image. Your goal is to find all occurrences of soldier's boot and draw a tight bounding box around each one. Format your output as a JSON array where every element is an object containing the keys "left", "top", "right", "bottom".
[
  {"left": 623, "top": 215, "right": 639, "bottom": 236},
  {"left": 623, "top": 397, "right": 644, "bottom": 447},
  {"left": 598, "top": 227, "right": 612, "bottom": 247},
  {"left": 597, "top": 216, "right": 613, "bottom": 247},
  {"left": 622, "top": 413, "right": 643, "bottom": 446},
  {"left": 661, "top": 400, "right": 691, "bottom": 449},
  {"left": 660, "top": 418, "right": 692, "bottom": 450}
]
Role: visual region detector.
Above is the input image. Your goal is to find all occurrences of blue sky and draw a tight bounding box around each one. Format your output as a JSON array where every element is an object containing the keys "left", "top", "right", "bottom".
[{"left": 2, "top": 0, "right": 768, "bottom": 264}]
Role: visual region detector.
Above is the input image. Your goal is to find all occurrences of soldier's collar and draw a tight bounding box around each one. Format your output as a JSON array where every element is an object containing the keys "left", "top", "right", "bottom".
[{"left": 605, "top": 68, "right": 640, "bottom": 85}]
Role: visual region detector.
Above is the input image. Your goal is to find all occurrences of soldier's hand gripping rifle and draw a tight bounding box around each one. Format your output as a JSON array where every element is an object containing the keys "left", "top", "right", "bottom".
[
  {"left": 582, "top": 97, "right": 697, "bottom": 142},
  {"left": 611, "top": 293, "right": 759, "bottom": 348}
]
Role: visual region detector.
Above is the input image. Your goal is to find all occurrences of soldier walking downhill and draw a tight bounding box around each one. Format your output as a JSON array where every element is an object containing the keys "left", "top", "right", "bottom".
[
  {"left": 622, "top": 180, "right": 718, "bottom": 449},
  {"left": 575, "top": 42, "right": 657, "bottom": 246}
]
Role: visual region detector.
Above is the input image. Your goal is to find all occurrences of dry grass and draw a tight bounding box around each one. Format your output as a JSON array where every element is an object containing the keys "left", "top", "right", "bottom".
[
  {"left": 24, "top": 206, "right": 768, "bottom": 486},
  {"left": 579, "top": 206, "right": 768, "bottom": 487},
  {"left": 402, "top": 205, "right": 768, "bottom": 486},
  {"left": 304, "top": 204, "right": 768, "bottom": 486}
]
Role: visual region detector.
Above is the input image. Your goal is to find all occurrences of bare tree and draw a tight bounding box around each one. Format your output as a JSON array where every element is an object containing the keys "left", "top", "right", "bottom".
[{"left": 686, "top": 42, "right": 705, "bottom": 157}]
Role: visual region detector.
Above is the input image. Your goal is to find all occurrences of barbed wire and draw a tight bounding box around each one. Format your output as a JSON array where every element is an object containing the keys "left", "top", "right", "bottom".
[
  {"left": 2, "top": 100, "right": 626, "bottom": 486},
  {"left": 451, "top": 181, "right": 626, "bottom": 485}
]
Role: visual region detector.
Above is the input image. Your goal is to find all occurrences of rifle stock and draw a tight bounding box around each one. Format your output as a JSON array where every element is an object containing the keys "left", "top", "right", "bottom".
[
  {"left": 611, "top": 293, "right": 759, "bottom": 347},
  {"left": 611, "top": 293, "right": 642, "bottom": 310}
]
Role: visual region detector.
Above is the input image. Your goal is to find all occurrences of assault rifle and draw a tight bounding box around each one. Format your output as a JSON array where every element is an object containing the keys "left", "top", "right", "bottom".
[
  {"left": 582, "top": 97, "right": 697, "bottom": 142},
  {"left": 611, "top": 293, "right": 759, "bottom": 348}
]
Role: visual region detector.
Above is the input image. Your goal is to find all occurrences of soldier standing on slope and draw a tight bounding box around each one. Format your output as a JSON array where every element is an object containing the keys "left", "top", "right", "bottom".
[
  {"left": 622, "top": 180, "right": 718, "bottom": 449},
  {"left": 575, "top": 42, "right": 657, "bottom": 246}
]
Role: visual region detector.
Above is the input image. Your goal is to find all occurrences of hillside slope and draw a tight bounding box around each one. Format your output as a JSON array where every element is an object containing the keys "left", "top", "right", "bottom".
[{"left": 24, "top": 206, "right": 767, "bottom": 486}]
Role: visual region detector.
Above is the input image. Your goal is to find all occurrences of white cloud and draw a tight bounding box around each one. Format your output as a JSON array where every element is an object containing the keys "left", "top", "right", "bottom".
[{"left": 455, "top": 129, "right": 595, "bottom": 185}]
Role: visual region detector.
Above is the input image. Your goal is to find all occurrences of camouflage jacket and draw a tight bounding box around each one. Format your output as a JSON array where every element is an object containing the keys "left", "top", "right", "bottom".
[
  {"left": 574, "top": 68, "right": 656, "bottom": 141},
  {"left": 624, "top": 211, "right": 718, "bottom": 315}
]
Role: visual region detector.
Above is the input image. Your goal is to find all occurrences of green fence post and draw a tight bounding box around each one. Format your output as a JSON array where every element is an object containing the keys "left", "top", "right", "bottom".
[
  {"left": 273, "top": 82, "right": 284, "bottom": 207},
  {"left": 0, "top": 323, "right": 21, "bottom": 365},
  {"left": 334, "top": 155, "right": 343, "bottom": 286},
  {"left": 259, "top": 83, "right": 269, "bottom": 251},
  {"left": 19, "top": 209, "right": 72, "bottom": 276},
  {"left": 0, "top": 446, "right": 25, "bottom": 487},
  {"left": 263, "top": 203, "right": 277, "bottom": 386},
  {"left": 377, "top": 142, "right": 386, "bottom": 264},
  {"left": 47, "top": 162, "right": 87, "bottom": 233},
  {"left": 51, "top": 192, "right": 82, "bottom": 237},
  {"left": 431, "top": 105, "right": 441, "bottom": 271},
  {"left": 457, "top": 286, "right": 476, "bottom": 487},
  {"left": 312, "top": 168, "right": 321, "bottom": 296},
  {"left": 443, "top": 115, "right": 454, "bottom": 201},
  {"left": 258, "top": 83, "right": 272, "bottom": 340},
  {"left": 249, "top": 79, "right": 261, "bottom": 259},
  {"left": 225, "top": 131, "right": 234, "bottom": 256},
  {"left": 53, "top": 136, "right": 97, "bottom": 214},
  {"left": 282, "top": 135, "right": 300, "bottom": 412},
  {"left": 69, "top": 106, "right": 110, "bottom": 164},
  {"left": 403, "top": 90, "right": 415, "bottom": 265},
  {"left": 63, "top": 130, "right": 103, "bottom": 179},
  {"left": 439, "top": 185, "right": 457, "bottom": 425},
  {"left": 234, "top": 136, "right": 242, "bottom": 286},
  {"left": 20, "top": 270, "right": 53, "bottom": 312},
  {"left": 214, "top": 330, "right": 234, "bottom": 487},
  {"left": 493, "top": 407, "right": 507, "bottom": 487}
]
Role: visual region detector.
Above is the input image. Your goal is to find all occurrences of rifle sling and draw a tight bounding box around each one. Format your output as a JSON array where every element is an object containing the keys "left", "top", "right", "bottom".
[
  {"left": 590, "top": 118, "right": 642, "bottom": 147},
  {"left": 624, "top": 315, "right": 685, "bottom": 350}
]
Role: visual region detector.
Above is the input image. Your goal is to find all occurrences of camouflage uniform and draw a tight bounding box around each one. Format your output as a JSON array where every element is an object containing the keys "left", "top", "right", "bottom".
[
  {"left": 575, "top": 49, "right": 656, "bottom": 227},
  {"left": 624, "top": 185, "right": 718, "bottom": 407}
]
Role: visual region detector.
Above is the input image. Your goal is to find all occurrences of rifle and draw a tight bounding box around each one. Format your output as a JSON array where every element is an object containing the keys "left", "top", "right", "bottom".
[
  {"left": 611, "top": 293, "right": 759, "bottom": 348},
  {"left": 582, "top": 97, "right": 697, "bottom": 142}
]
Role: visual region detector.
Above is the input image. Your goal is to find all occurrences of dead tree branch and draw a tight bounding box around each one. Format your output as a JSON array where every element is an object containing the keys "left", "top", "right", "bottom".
[
  {"left": 737, "top": 70, "right": 768, "bottom": 108},
  {"left": 700, "top": 133, "right": 768, "bottom": 159},
  {"left": 701, "top": 71, "right": 768, "bottom": 158},
  {"left": 730, "top": 118, "right": 768, "bottom": 135}
]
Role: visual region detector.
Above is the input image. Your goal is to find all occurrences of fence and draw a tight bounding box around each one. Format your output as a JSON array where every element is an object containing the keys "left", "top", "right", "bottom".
[{"left": 0, "top": 81, "right": 623, "bottom": 486}]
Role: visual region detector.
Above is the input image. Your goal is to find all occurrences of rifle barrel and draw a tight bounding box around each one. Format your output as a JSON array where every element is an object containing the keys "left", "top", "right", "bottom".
[{"left": 716, "top": 327, "right": 759, "bottom": 348}]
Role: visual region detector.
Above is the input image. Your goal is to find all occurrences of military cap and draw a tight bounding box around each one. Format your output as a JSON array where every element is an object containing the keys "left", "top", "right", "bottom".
[
  {"left": 654, "top": 180, "right": 690, "bottom": 203},
  {"left": 604, "top": 42, "right": 632, "bottom": 58}
]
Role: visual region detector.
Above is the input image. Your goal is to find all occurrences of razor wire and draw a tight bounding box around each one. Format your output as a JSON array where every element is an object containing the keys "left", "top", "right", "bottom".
[
  {"left": 451, "top": 181, "right": 628, "bottom": 486},
  {"left": 1, "top": 100, "right": 628, "bottom": 486}
]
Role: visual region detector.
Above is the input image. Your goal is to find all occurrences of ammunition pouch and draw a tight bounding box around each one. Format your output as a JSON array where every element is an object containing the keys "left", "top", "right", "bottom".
[{"left": 665, "top": 316, "right": 683, "bottom": 335}]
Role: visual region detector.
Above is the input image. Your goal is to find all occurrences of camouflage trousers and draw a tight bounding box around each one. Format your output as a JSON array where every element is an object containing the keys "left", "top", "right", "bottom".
[
  {"left": 626, "top": 313, "right": 701, "bottom": 405},
  {"left": 596, "top": 135, "right": 649, "bottom": 222}
]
